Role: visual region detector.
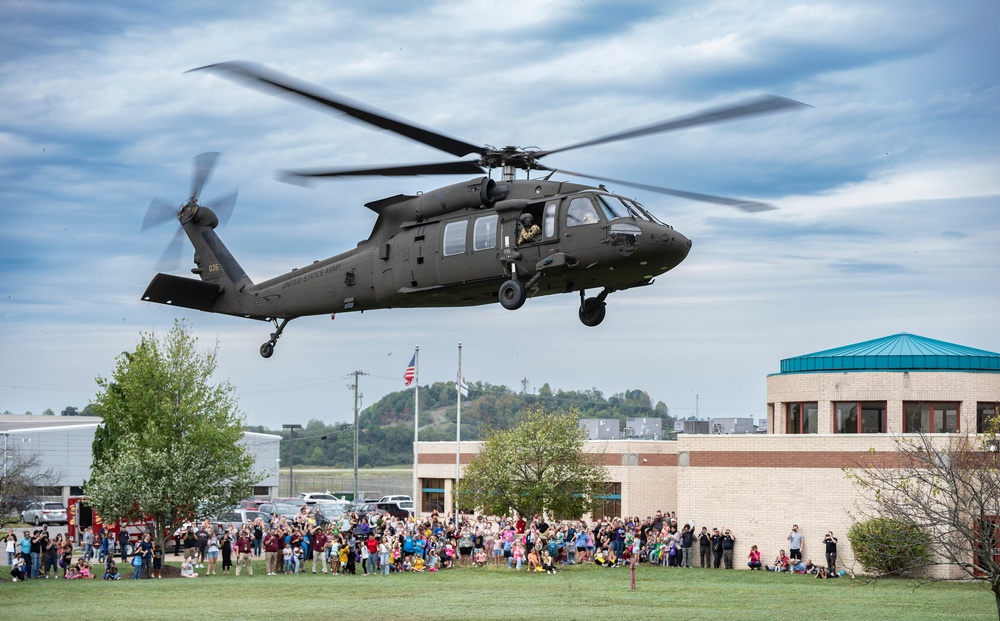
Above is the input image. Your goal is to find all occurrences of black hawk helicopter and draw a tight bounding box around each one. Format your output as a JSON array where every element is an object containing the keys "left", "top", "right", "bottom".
[{"left": 141, "top": 62, "right": 806, "bottom": 358}]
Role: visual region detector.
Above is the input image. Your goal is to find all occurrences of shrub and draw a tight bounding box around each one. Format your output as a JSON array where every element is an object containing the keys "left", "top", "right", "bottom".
[{"left": 847, "top": 517, "right": 932, "bottom": 576}]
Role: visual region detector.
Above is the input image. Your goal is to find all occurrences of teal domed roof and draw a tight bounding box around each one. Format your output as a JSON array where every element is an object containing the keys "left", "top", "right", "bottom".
[{"left": 780, "top": 333, "right": 1000, "bottom": 373}]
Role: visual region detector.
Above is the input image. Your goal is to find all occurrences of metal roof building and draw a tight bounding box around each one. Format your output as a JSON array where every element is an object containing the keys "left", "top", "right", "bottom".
[
  {"left": 0, "top": 415, "right": 280, "bottom": 501},
  {"left": 779, "top": 333, "right": 1000, "bottom": 374},
  {"left": 767, "top": 333, "right": 1000, "bottom": 435}
]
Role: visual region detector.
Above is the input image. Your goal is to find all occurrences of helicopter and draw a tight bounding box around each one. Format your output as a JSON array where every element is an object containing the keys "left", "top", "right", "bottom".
[{"left": 141, "top": 61, "right": 807, "bottom": 358}]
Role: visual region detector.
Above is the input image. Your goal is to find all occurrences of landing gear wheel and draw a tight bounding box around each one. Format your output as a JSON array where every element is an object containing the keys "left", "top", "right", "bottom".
[
  {"left": 579, "top": 297, "right": 607, "bottom": 327},
  {"left": 498, "top": 279, "right": 527, "bottom": 311},
  {"left": 259, "top": 317, "right": 290, "bottom": 358}
]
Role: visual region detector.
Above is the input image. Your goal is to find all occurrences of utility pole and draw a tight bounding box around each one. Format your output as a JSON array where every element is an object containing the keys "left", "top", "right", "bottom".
[
  {"left": 350, "top": 370, "right": 366, "bottom": 501},
  {"left": 282, "top": 423, "right": 302, "bottom": 497}
]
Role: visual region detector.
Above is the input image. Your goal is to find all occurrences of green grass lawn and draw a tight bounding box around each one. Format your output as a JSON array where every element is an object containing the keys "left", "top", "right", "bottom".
[{"left": 2, "top": 560, "right": 993, "bottom": 621}]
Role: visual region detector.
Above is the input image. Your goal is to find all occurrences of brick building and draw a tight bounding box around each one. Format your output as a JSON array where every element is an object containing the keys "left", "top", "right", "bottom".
[{"left": 415, "top": 333, "right": 1000, "bottom": 574}]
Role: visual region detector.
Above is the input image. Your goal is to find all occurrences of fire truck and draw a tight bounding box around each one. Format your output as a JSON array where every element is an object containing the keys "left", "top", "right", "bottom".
[{"left": 66, "top": 497, "right": 152, "bottom": 556}]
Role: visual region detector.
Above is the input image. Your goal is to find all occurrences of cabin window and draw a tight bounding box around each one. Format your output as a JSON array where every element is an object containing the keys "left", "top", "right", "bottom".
[
  {"left": 543, "top": 202, "right": 557, "bottom": 237},
  {"left": 443, "top": 221, "right": 468, "bottom": 256},
  {"left": 904, "top": 401, "right": 959, "bottom": 433},
  {"left": 566, "top": 197, "right": 600, "bottom": 228},
  {"left": 473, "top": 214, "right": 498, "bottom": 251}
]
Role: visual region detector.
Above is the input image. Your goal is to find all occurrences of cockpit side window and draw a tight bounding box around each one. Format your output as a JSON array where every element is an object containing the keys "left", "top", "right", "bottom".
[{"left": 566, "top": 197, "right": 600, "bottom": 228}]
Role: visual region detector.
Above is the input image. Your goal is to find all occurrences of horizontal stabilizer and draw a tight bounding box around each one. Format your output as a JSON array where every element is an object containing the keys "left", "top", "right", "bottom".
[{"left": 141, "top": 273, "right": 222, "bottom": 312}]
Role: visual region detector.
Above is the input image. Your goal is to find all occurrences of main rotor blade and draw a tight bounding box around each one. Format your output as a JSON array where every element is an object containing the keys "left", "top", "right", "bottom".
[
  {"left": 541, "top": 166, "right": 776, "bottom": 212},
  {"left": 154, "top": 227, "right": 186, "bottom": 272},
  {"left": 538, "top": 95, "right": 809, "bottom": 159},
  {"left": 205, "top": 189, "right": 238, "bottom": 228},
  {"left": 193, "top": 61, "right": 485, "bottom": 159},
  {"left": 142, "top": 198, "right": 178, "bottom": 232},
  {"left": 279, "top": 160, "right": 486, "bottom": 184},
  {"left": 191, "top": 151, "right": 220, "bottom": 200}
]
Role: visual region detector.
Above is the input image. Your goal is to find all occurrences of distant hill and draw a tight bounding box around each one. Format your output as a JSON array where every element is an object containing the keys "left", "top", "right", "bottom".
[{"left": 246, "top": 381, "right": 672, "bottom": 468}]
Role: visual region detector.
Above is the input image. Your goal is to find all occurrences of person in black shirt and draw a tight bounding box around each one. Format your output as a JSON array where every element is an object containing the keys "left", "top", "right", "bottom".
[
  {"left": 823, "top": 531, "right": 838, "bottom": 573},
  {"left": 698, "top": 527, "right": 712, "bottom": 568},
  {"left": 721, "top": 529, "right": 736, "bottom": 569},
  {"left": 710, "top": 528, "right": 724, "bottom": 568}
]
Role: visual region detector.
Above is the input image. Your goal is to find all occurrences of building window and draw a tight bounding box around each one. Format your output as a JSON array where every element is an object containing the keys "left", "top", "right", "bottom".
[
  {"left": 591, "top": 482, "right": 621, "bottom": 520},
  {"left": 421, "top": 478, "right": 446, "bottom": 514},
  {"left": 786, "top": 402, "right": 818, "bottom": 434},
  {"left": 978, "top": 402, "right": 1000, "bottom": 433},
  {"left": 443, "top": 221, "right": 468, "bottom": 256},
  {"left": 904, "top": 402, "right": 960, "bottom": 433},
  {"left": 834, "top": 401, "right": 886, "bottom": 433}
]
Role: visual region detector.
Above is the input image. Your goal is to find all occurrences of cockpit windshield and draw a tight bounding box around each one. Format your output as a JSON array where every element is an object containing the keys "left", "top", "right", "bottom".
[
  {"left": 597, "top": 194, "right": 657, "bottom": 223},
  {"left": 596, "top": 194, "right": 633, "bottom": 220},
  {"left": 623, "top": 197, "right": 668, "bottom": 227}
]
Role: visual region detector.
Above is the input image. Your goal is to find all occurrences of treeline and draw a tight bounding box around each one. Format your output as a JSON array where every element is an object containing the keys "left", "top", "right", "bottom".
[
  {"left": 246, "top": 382, "right": 672, "bottom": 468},
  {"left": 0, "top": 405, "right": 99, "bottom": 417}
]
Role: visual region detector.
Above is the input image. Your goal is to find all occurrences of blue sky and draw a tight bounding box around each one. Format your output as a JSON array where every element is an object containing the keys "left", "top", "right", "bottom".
[{"left": 1, "top": 0, "right": 998, "bottom": 428}]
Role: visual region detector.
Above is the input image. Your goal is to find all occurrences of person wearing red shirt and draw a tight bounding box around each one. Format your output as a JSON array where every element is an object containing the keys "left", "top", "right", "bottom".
[
  {"left": 311, "top": 527, "right": 328, "bottom": 574},
  {"left": 234, "top": 531, "right": 254, "bottom": 576},
  {"left": 263, "top": 529, "right": 282, "bottom": 576}
]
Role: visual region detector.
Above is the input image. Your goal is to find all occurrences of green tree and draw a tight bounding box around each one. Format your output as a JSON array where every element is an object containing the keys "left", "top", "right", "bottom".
[
  {"left": 85, "top": 320, "right": 259, "bottom": 551},
  {"left": 457, "top": 407, "right": 607, "bottom": 519},
  {"left": 61, "top": 406, "right": 80, "bottom": 417}
]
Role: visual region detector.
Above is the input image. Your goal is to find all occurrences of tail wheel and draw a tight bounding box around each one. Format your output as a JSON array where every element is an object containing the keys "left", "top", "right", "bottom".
[
  {"left": 579, "top": 297, "right": 607, "bottom": 327},
  {"left": 498, "top": 279, "right": 527, "bottom": 310}
]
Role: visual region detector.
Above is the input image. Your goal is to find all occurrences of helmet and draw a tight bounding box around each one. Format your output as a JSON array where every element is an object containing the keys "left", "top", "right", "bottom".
[{"left": 520, "top": 213, "right": 533, "bottom": 226}]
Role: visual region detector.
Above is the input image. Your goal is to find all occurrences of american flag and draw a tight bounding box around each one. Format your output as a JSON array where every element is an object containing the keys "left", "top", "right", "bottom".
[{"left": 403, "top": 354, "right": 416, "bottom": 386}]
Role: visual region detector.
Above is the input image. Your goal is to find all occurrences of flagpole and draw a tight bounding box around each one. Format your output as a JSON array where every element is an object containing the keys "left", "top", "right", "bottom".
[
  {"left": 412, "top": 345, "right": 419, "bottom": 515},
  {"left": 455, "top": 341, "right": 462, "bottom": 526}
]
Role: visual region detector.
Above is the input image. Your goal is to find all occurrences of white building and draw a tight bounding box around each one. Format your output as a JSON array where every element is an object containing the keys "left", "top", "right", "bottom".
[{"left": 0, "top": 415, "right": 280, "bottom": 501}]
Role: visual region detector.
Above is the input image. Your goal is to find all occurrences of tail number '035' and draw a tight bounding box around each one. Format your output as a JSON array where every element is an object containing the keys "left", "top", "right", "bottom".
[{"left": 208, "top": 263, "right": 220, "bottom": 273}]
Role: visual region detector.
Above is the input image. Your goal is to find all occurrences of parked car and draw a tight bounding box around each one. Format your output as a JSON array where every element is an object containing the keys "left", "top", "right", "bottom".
[
  {"left": 21, "top": 501, "right": 67, "bottom": 525},
  {"left": 378, "top": 495, "right": 412, "bottom": 504},
  {"left": 299, "top": 492, "right": 344, "bottom": 504},
  {"left": 376, "top": 502, "right": 411, "bottom": 519},
  {"left": 214, "top": 510, "right": 270, "bottom": 534}
]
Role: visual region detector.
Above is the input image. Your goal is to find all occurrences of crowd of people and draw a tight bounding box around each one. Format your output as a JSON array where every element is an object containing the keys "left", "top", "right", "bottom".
[{"left": 5, "top": 506, "right": 843, "bottom": 582}]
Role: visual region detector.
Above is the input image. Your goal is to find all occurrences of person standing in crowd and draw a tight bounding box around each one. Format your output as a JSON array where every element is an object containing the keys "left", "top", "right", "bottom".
[
  {"left": 788, "top": 524, "right": 804, "bottom": 562},
  {"left": 253, "top": 518, "right": 265, "bottom": 557},
  {"left": 823, "top": 531, "right": 838, "bottom": 573},
  {"left": 19, "top": 531, "right": 32, "bottom": 578},
  {"left": 698, "top": 526, "right": 711, "bottom": 568},
  {"left": 312, "top": 526, "right": 329, "bottom": 574},
  {"left": 234, "top": 530, "right": 254, "bottom": 576},
  {"left": 722, "top": 528, "right": 736, "bottom": 569},
  {"left": 710, "top": 528, "right": 724, "bottom": 568},
  {"left": 139, "top": 533, "right": 153, "bottom": 579},
  {"left": 221, "top": 530, "right": 234, "bottom": 574},
  {"left": 152, "top": 542, "right": 164, "bottom": 578},
  {"left": 678, "top": 524, "right": 694, "bottom": 568},
  {"left": 29, "top": 530, "right": 44, "bottom": 578},
  {"left": 5, "top": 532, "right": 16, "bottom": 566},
  {"left": 205, "top": 532, "right": 220, "bottom": 576},
  {"left": 263, "top": 528, "right": 280, "bottom": 575}
]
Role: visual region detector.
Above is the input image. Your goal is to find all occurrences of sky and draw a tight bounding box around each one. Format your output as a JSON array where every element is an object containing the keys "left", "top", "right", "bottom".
[{"left": 1, "top": 0, "right": 998, "bottom": 429}]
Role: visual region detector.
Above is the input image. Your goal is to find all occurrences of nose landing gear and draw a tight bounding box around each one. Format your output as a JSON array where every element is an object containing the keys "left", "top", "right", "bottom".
[{"left": 260, "top": 317, "right": 290, "bottom": 358}]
